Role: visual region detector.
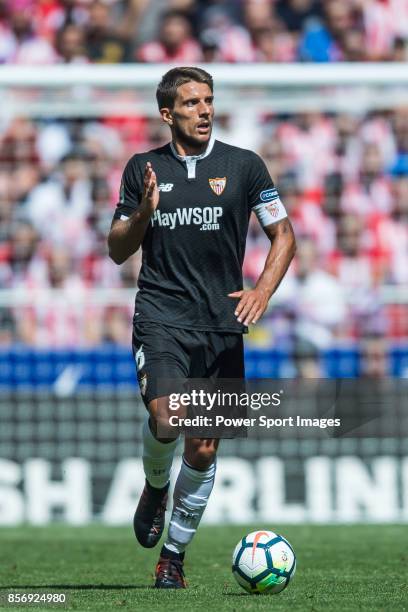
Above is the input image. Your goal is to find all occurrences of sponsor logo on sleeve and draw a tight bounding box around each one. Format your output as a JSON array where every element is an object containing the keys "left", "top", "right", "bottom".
[
  {"left": 260, "top": 187, "right": 278, "bottom": 203},
  {"left": 209, "top": 177, "right": 227, "bottom": 196}
]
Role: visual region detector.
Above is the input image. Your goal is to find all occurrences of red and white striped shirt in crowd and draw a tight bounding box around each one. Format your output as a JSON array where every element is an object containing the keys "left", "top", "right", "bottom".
[{"left": 363, "top": 0, "right": 408, "bottom": 57}]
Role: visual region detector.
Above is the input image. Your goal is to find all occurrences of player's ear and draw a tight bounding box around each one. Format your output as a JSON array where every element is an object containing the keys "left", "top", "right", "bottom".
[{"left": 160, "top": 108, "right": 173, "bottom": 126}]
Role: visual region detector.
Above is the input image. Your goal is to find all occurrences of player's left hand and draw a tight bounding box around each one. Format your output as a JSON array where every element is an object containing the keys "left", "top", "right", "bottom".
[{"left": 228, "top": 288, "right": 269, "bottom": 326}]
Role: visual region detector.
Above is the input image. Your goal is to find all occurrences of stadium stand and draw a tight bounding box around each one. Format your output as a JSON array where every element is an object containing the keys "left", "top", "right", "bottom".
[
  {"left": 0, "top": 0, "right": 406, "bottom": 65},
  {"left": 0, "top": 1, "right": 407, "bottom": 377}
]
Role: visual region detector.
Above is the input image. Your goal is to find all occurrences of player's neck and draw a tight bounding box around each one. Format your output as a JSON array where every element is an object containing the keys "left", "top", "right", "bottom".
[{"left": 172, "top": 139, "right": 209, "bottom": 158}]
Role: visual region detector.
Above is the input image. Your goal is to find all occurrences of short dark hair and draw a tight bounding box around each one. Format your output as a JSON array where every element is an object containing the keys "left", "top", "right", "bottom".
[{"left": 156, "top": 66, "right": 213, "bottom": 110}]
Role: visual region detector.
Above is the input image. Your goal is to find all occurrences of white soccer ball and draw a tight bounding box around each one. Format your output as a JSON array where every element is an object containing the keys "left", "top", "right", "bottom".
[{"left": 232, "top": 530, "right": 296, "bottom": 594}]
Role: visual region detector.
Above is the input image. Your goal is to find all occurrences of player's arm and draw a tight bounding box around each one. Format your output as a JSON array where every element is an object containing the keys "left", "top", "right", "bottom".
[
  {"left": 108, "top": 162, "right": 159, "bottom": 265},
  {"left": 229, "top": 218, "right": 296, "bottom": 325},
  {"left": 228, "top": 152, "right": 296, "bottom": 326}
]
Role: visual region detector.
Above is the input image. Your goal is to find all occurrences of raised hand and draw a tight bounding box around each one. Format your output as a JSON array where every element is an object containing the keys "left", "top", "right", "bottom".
[{"left": 140, "top": 162, "right": 159, "bottom": 218}]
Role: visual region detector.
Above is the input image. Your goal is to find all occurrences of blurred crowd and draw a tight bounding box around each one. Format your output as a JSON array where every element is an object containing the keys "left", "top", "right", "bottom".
[
  {"left": 246, "top": 109, "right": 408, "bottom": 353},
  {"left": 0, "top": 107, "right": 407, "bottom": 353},
  {"left": 0, "top": 0, "right": 408, "bottom": 65}
]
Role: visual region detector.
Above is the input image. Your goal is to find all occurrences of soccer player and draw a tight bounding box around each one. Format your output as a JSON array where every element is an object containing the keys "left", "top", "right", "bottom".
[{"left": 108, "top": 66, "right": 296, "bottom": 588}]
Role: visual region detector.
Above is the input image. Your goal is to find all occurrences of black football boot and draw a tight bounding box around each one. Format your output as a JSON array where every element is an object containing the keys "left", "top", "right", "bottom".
[
  {"left": 154, "top": 546, "right": 186, "bottom": 589},
  {"left": 133, "top": 480, "right": 169, "bottom": 548}
]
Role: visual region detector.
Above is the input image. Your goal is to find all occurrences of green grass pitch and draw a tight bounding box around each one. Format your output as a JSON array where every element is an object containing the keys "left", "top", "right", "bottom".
[{"left": 0, "top": 525, "right": 407, "bottom": 611}]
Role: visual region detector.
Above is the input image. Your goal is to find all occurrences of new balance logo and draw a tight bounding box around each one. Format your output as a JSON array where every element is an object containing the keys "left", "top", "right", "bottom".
[{"left": 158, "top": 183, "right": 174, "bottom": 192}]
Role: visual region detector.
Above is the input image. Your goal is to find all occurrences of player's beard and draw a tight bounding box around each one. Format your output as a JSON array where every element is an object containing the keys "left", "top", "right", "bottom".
[{"left": 172, "top": 122, "right": 212, "bottom": 155}]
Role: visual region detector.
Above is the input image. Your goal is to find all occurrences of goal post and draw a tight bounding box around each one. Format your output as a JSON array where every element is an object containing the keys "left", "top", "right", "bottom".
[{"left": 1, "top": 63, "right": 408, "bottom": 117}]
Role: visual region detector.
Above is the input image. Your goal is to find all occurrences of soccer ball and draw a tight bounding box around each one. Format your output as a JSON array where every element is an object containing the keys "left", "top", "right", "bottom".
[{"left": 232, "top": 530, "right": 296, "bottom": 594}]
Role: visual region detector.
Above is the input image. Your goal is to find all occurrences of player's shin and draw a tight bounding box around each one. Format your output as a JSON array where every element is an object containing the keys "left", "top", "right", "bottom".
[
  {"left": 142, "top": 416, "right": 179, "bottom": 488},
  {"left": 164, "top": 457, "right": 216, "bottom": 554}
]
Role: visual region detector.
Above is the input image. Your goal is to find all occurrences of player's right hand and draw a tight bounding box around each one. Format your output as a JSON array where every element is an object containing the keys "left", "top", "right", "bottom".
[{"left": 140, "top": 162, "right": 159, "bottom": 218}]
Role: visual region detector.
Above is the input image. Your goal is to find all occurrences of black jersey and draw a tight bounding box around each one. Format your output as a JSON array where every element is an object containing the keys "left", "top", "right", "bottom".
[{"left": 113, "top": 138, "right": 286, "bottom": 333}]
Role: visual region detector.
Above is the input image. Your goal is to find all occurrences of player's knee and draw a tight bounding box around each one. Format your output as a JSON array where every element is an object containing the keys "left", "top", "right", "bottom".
[
  {"left": 151, "top": 418, "right": 178, "bottom": 442},
  {"left": 147, "top": 405, "right": 178, "bottom": 442},
  {"left": 184, "top": 441, "right": 217, "bottom": 470}
]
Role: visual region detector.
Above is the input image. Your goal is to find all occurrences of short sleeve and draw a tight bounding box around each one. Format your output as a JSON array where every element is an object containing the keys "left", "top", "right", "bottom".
[
  {"left": 247, "top": 152, "right": 287, "bottom": 226},
  {"left": 113, "top": 157, "right": 143, "bottom": 221}
]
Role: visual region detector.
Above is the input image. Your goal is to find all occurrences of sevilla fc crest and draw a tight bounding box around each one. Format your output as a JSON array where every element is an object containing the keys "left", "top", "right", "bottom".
[
  {"left": 266, "top": 202, "right": 279, "bottom": 217},
  {"left": 209, "top": 177, "right": 226, "bottom": 196}
]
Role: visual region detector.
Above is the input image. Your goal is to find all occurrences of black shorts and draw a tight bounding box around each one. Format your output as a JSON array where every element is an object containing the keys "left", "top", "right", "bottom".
[{"left": 132, "top": 321, "right": 245, "bottom": 408}]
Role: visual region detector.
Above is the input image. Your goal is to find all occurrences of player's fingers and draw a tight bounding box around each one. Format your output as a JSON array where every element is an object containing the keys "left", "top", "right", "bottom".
[
  {"left": 251, "top": 303, "right": 268, "bottom": 325},
  {"left": 244, "top": 302, "right": 261, "bottom": 326},
  {"left": 237, "top": 298, "right": 256, "bottom": 323},
  {"left": 144, "top": 167, "right": 152, "bottom": 191},
  {"left": 228, "top": 291, "right": 243, "bottom": 298},
  {"left": 250, "top": 309, "right": 263, "bottom": 325},
  {"left": 235, "top": 292, "right": 256, "bottom": 314},
  {"left": 235, "top": 295, "right": 249, "bottom": 316},
  {"left": 147, "top": 180, "right": 156, "bottom": 197},
  {"left": 147, "top": 172, "right": 156, "bottom": 195},
  {"left": 144, "top": 162, "right": 152, "bottom": 177}
]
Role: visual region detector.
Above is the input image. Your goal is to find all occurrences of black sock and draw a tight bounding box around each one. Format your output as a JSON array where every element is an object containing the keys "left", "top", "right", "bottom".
[
  {"left": 161, "top": 545, "right": 185, "bottom": 561},
  {"left": 145, "top": 479, "right": 169, "bottom": 495}
]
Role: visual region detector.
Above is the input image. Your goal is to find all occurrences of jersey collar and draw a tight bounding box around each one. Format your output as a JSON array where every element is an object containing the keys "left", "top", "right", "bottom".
[{"left": 170, "top": 134, "right": 215, "bottom": 163}]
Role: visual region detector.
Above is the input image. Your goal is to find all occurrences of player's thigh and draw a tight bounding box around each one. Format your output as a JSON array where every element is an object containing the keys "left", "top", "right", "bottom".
[{"left": 132, "top": 322, "right": 189, "bottom": 412}]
